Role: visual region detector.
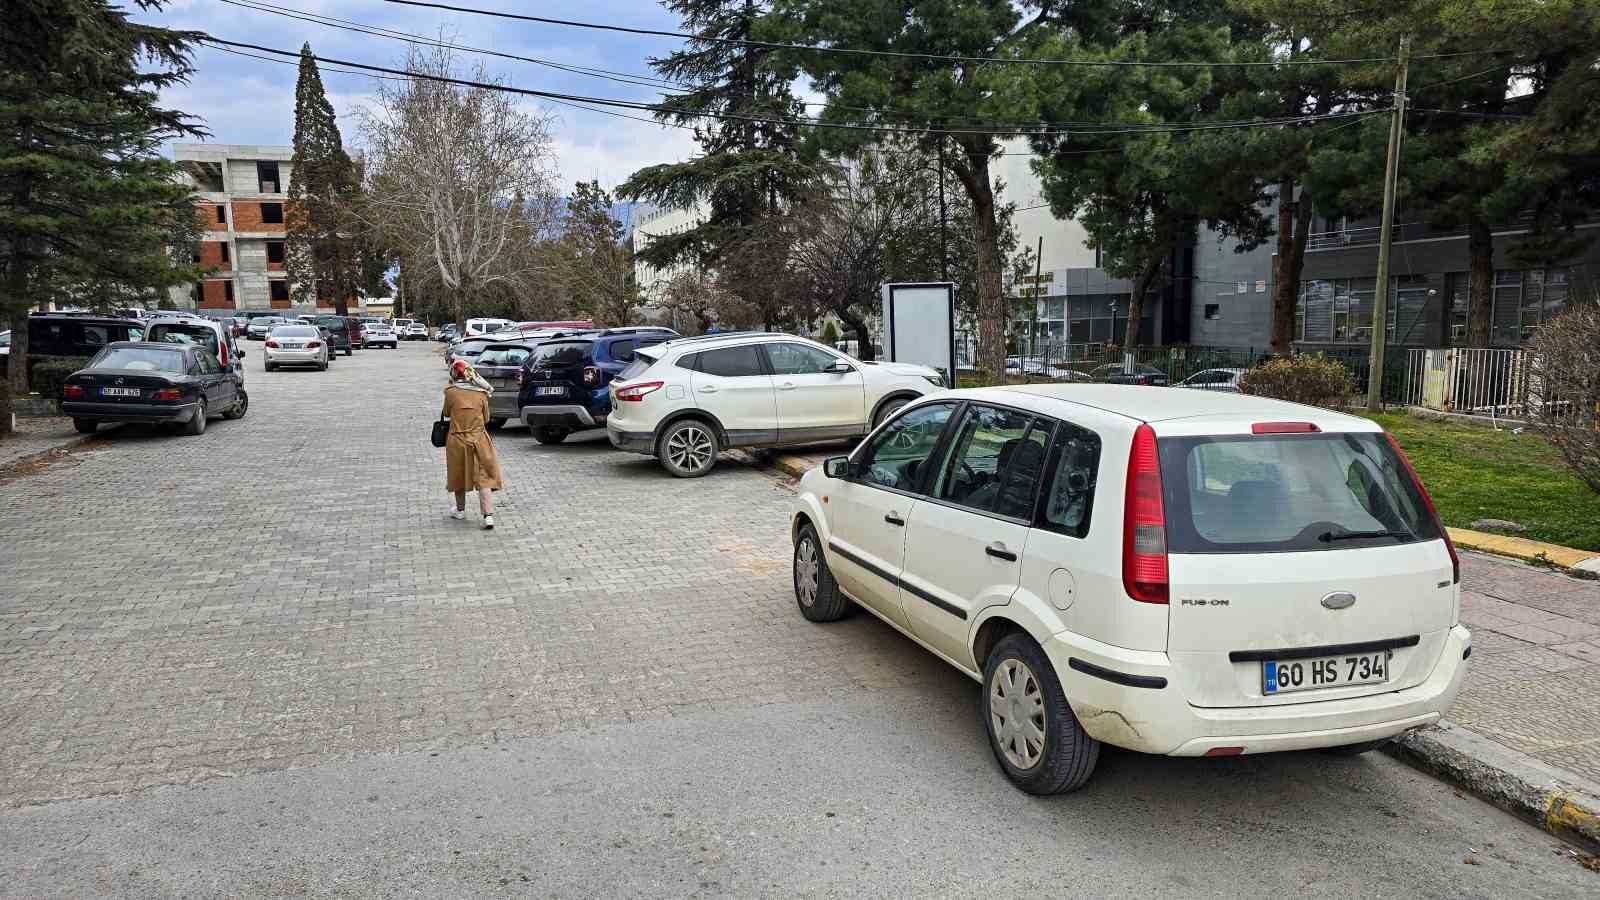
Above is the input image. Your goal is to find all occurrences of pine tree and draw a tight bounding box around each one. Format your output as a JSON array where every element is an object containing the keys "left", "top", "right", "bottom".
[
  {"left": 0, "top": 0, "right": 204, "bottom": 431},
  {"left": 618, "top": 0, "right": 815, "bottom": 329},
  {"left": 287, "top": 43, "right": 361, "bottom": 315}
]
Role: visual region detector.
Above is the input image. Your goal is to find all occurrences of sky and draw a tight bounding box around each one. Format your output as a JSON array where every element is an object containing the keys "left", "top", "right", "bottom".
[{"left": 133, "top": 0, "right": 706, "bottom": 194}]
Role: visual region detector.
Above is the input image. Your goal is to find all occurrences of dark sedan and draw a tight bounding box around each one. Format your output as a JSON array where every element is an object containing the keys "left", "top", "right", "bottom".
[{"left": 61, "top": 341, "right": 247, "bottom": 436}]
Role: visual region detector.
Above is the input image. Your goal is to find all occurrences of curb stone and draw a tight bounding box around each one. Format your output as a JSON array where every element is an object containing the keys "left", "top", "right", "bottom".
[
  {"left": 0, "top": 429, "right": 102, "bottom": 473},
  {"left": 1446, "top": 527, "right": 1600, "bottom": 578},
  {"left": 1387, "top": 722, "right": 1600, "bottom": 853}
]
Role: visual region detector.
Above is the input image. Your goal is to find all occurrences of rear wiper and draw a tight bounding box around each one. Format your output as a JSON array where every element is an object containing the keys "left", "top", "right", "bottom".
[{"left": 1318, "top": 529, "right": 1413, "bottom": 543}]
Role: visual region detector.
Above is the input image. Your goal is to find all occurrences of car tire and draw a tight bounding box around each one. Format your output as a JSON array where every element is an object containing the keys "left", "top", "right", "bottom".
[
  {"left": 874, "top": 396, "right": 911, "bottom": 428},
  {"left": 222, "top": 389, "right": 248, "bottom": 420},
  {"left": 265, "top": 361, "right": 276, "bottom": 372},
  {"left": 72, "top": 418, "right": 98, "bottom": 435},
  {"left": 319, "top": 357, "right": 328, "bottom": 371},
  {"left": 344, "top": 348, "right": 352, "bottom": 356},
  {"left": 793, "top": 523, "right": 848, "bottom": 622},
  {"left": 185, "top": 403, "right": 207, "bottom": 436},
  {"left": 657, "top": 418, "right": 719, "bottom": 478},
  {"left": 1321, "top": 739, "right": 1390, "bottom": 757},
  {"left": 486, "top": 418, "right": 506, "bottom": 431},
  {"left": 981, "top": 632, "right": 1100, "bottom": 795},
  {"left": 533, "top": 426, "right": 568, "bottom": 445}
]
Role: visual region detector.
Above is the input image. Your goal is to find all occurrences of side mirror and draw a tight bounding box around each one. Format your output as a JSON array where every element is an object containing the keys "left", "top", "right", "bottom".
[
  {"left": 825, "top": 361, "right": 854, "bottom": 375},
  {"left": 238, "top": 350, "right": 246, "bottom": 358},
  {"left": 823, "top": 456, "right": 851, "bottom": 479}
]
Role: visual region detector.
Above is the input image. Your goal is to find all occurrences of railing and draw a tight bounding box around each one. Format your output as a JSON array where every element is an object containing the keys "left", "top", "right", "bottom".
[
  {"left": 1305, "top": 223, "right": 1411, "bottom": 252},
  {"left": 1404, "top": 348, "right": 1541, "bottom": 420}
]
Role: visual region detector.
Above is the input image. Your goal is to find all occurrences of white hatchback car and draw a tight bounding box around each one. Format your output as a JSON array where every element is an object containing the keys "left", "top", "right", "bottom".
[
  {"left": 606, "top": 333, "right": 946, "bottom": 477},
  {"left": 789, "top": 385, "right": 1468, "bottom": 794}
]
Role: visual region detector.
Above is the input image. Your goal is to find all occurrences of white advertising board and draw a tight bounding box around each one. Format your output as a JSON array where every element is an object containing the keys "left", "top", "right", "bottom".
[{"left": 880, "top": 282, "right": 956, "bottom": 386}]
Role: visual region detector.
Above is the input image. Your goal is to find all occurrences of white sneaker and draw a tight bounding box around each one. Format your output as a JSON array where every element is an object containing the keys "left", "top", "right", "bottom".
[
  {"left": 482, "top": 514, "right": 495, "bottom": 530},
  {"left": 449, "top": 507, "right": 465, "bottom": 520}
]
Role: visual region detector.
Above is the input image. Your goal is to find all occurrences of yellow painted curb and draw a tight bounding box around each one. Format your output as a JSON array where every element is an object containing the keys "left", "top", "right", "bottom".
[
  {"left": 1547, "top": 791, "right": 1600, "bottom": 846},
  {"left": 1446, "top": 527, "right": 1599, "bottom": 570}
]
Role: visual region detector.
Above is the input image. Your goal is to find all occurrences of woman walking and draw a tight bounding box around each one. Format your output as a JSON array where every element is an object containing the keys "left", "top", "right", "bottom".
[{"left": 442, "top": 359, "right": 503, "bottom": 529}]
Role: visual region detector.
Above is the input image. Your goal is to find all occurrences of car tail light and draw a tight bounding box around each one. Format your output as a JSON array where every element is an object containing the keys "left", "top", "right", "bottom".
[
  {"left": 265, "top": 340, "right": 279, "bottom": 348},
  {"left": 1122, "top": 423, "right": 1168, "bottom": 604},
  {"left": 614, "top": 381, "right": 663, "bottom": 402},
  {"left": 582, "top": 366, "right": 600, "bottom": 386},
  {"left": 1252, "top": 421, "right": 1320, "bottom": 434},
  {"left": 62, "top": 384, "right": 85, "bottom": 399},
  {"left": 306, "top": 341, "right": 321, "bottom": 349},
  {"left": 151, "top": 388, "right": 181, "bottom": 401},
  {"left": 1384, "top": 432, "right": 1460, "bottom": 584}
]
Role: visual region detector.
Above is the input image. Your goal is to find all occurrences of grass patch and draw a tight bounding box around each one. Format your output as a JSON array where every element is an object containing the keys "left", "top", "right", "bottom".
[{"left": 1360, "top": 412, "right": 1600, "bottom": 552}]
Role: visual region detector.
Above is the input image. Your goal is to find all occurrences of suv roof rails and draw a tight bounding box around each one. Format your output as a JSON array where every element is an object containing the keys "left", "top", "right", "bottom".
[
  {"left": 598, "top": 326, "right": 676, "bottom": 336},
  {"left": 661, "top": 330, "right": 775, "bottom": 346}
]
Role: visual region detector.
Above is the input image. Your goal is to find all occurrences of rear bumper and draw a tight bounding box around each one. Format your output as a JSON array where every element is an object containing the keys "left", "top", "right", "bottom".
[
  {"left": 62, "top": 401, "right": 199, "bottom": 423},
  {"left": 606, "top": 419, "right": 655, "bottom": 454},
  {"left": 1048, "top": 625, "right": 1471, "bottom": 756},
  {"left": 266, "top": 349, "right": 323, "bottom": 365},
  {"left": 522, "top": 404, "right": 600, "bottom": 428}
]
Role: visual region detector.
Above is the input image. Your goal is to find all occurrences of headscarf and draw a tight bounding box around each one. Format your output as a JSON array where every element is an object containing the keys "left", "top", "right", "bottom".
[{"left": 447, "top": 358, "right": 494, "bottom": 395}]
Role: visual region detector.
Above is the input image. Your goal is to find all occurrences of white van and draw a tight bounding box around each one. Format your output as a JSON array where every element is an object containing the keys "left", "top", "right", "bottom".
[{"left": 465, "top": 318, "right": 514, "bottom": 337}]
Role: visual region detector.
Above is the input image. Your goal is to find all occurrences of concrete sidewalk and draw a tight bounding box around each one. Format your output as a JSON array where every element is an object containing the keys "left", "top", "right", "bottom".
[
  {"left": 750, "top": 447, "right": 1600, "bottom": 848},
  {"left": 0, "top": 416, "right": 103, "bottom": 469}
]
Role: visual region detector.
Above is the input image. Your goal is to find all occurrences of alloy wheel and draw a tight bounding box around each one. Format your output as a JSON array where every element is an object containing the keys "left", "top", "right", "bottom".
[
  {"left": 990, "top": 658, "right": 1047, "bottom": 770},
  {"left": 794, "top": 536, "right": 820, "bottom": 607},
  {"left": 666, "top": 424, "right": 715, "bottom": 473}
]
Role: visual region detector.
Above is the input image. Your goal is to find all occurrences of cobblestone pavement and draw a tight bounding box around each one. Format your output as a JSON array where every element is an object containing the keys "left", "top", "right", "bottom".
[
  {"left": 0, "top": 343, "right": 943, "bottom": 807},
  {"left": 1455, "top": 557, "right": 1600, "bottom": 782}
]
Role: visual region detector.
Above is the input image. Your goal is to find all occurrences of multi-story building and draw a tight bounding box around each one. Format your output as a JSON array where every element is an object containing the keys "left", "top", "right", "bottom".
[
  {"left": 629, "top": 201, "right": 708, "bottom": 301},
  {"left": 169, "top": 143, "right": 319, "bottom": 313}
]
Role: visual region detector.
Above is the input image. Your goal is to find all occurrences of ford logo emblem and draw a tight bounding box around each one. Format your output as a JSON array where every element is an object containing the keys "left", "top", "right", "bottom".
[{"left": 1322, "top": 592, "right": 1357, "bottom": 610}]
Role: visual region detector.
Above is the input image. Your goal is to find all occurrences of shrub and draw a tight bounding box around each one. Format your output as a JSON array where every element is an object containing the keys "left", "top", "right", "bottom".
[
  {"left": 1238, "top": 353, "right": 1354, "bottom": 409},
  {"left": 1527, "top": 303, "right": 1600, "bottom": 495},
  {"left": 29, "top": 357, "right": 92, "bottom": 400}
]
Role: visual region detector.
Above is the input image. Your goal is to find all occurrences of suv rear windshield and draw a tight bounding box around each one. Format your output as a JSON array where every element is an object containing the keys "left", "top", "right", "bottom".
[
  {"left": 477, "top": 346, "right": 532, "bottom": 367},
  {"left": 314, "top": 317, "right": 347, "bottom": 331},
  {"left": 617, "top": 353, "right": 657, "bottom": 380},
  {"left": 1158, "top": 432, "right": 1440, "bottom": 554},
  {"left": 527, "top": 341, "right": 592, "bottom": 369}
]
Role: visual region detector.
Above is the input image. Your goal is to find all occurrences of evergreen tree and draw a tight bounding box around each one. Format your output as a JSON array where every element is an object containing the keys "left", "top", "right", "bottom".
[
  {"left": 559, "top": 180, "right": 640, "bottom": 326},
  {"left": 618, "top": 0, "right": 815, "bottom": 329},
  {"left": 287, "top": 43, "right": 361, "bottom": 314},
  {"left": 0, "top": 0, "right": 204, "bottom": 431}
]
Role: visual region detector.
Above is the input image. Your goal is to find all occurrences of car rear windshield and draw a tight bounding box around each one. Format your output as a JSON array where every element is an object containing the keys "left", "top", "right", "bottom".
[
  {"left": 92, "top": 347, "right": 187, "bottom": 372},
  {"left": 147, "top": 323, "right": 219, "bottom": 354},
  {"left": 315, "top": 317, "right": 347, "bottom": 331},
  {"left": 528, "top": 341, "right": 592, "bottom": 368},
  {"left": 477, "top": 346, "right": 531, "bottom": 367},
  {"left": 272, "top": 326, "right": 318, "bottom": 338},
  {"left": 1158, "top": 432, "right": 1440, "bottom": 554},
  {"left": 617, "top": 353, "right": 657, "bottom": 380}
]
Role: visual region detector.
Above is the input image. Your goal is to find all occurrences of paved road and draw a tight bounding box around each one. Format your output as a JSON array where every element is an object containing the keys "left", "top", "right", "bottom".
[{"left": 0, "top": 343, "right": 1593, "bottom": 895}]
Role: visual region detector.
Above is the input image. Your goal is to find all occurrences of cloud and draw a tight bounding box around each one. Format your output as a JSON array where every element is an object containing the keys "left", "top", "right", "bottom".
[{"left": 539, "top": 104, "right": 699, "bottom": 192}]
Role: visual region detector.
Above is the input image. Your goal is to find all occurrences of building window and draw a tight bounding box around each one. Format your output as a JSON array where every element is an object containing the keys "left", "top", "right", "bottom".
[
  {"left": 1296, "top": 275, "right": 1438, "bottom": 345},
  {"left": 269, "top": 280, "right": 289, "bottom": 301},
  {"left": 215, "top": 205, "right": 226, "bottom": 224},
  {"left": 223, "top": 280, "right": 235, "bottom": 303},
  {"left": 219, "top": 242, "right": 230, "bottom": 264},
  {"left": 1204, "top": 303, "right": 1221, "bottom": 320},
  {"left": 260, "top": 202, "right": 284, "bottom": 225},
  {"left": 257, "top": 161, "right": 280, "bottom": 193},
  {"left": 266, "top": 240, "right": 285, "bottom": 264},
  {"left": 1489, "top": 267, "right": 1568, "bottom": 345}
]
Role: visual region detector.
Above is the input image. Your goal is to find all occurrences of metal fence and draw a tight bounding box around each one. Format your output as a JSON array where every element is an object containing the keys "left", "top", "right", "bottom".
[
  {"left": 1404, "top": 348, "right": 1540, "bottom": 420},
  {"left": 956, "top": 338, "right": 1411, "bottom": 401}
]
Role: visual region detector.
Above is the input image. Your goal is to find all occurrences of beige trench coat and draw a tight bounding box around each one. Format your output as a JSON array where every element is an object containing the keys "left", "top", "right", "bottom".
[{"left": 441, "top": 386, "right": 503, "bottom": 492}]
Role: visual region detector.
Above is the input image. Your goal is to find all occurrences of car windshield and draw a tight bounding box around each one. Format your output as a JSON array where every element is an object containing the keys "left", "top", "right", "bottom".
[
  {"left": 147, "top": 323, "right": 219, "bottom": 354},
  {"left": 477, "top": 346, "right": 531, "bottom": 367},
  {"left": 1158, "top": 431, "right": 1441, "bottom": 554},
  {"left": 272, "top": 326, "right": 319, "bottom": 338},
  {"left": 528, "top": 341, "right": 592, "bottom": 368},
  {"left": 91, "top": 346, "right": 187, "bottom": 372}
]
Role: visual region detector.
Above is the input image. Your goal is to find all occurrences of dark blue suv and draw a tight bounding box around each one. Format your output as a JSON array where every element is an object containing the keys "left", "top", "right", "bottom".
[{"left": 518, "top": 327, "right": 678, "bottom": 444}]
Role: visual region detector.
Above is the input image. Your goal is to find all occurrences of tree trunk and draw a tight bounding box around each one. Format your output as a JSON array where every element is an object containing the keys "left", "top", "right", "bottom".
[
  {"left": 1466, "top": 218, "right": 1494, "bottom": 347},
  {"left": 836, "top": 304, "right": 874, "bottom": 362},
  {"left": 1125, "top": 256, "right": 1164, "bottom": 349},
  {"left": 7, "top": 299, "right": 30, "bottom": 399},
  {"left": 952, "top": 143, "right": 1004, "bottom": 384},
  {"left": 1269, "top": 180, "right": 1314, "bottom": 355}
]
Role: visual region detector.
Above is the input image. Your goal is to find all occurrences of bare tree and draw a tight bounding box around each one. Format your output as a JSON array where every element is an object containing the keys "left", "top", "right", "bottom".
[
  {"left": 359, "top": 44, "right": 560, "bottom": 330},
  {"left": 1528, "top": 301, "right": 1600, "bottom": 495}
]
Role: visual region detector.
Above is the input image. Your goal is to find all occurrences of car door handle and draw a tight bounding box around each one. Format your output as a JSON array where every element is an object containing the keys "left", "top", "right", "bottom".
[
  {"left": 698, "top": 385, "right": 717, "bottom": 393},
  {"left": 884, "top": 512, "right": 905, "bottom": 527},
  {"left": 777, "top": 382, "right": 796, "bottom": 390},
  {"left": 986, "top": 542, "right": 1017, "bottom": 562}
]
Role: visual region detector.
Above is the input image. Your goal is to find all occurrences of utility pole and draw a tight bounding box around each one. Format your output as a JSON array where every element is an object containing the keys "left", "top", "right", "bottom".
[
  {"left": 937, "top": 137, "right": 949, "bottom": 281},
  {"left": 1366, "top": 36, "right": 1410, "bottom": 411},
  {"left": 1031, "top": 235, "right": 1043, "bottom": 363}
]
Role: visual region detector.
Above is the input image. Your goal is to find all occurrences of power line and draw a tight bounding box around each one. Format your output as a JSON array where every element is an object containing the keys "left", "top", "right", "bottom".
[
  {"left": 204, "top": 37, "right": 1392, "bottom": 137},
  {"left": 376, "top": 0, "right": 1431, "bottom": 68}
]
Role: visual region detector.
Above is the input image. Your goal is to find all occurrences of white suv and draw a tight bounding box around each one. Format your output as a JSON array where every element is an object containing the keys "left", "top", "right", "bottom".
[
  {"left": 606, "top": 333, "right": 946, "bottom": 477},
  {"left": 789, "top": 385, "right": 1468, "bottom": 793}
]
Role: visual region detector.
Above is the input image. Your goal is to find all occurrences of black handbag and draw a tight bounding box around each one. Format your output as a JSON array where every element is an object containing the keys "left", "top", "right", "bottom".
[{"left": 431, "top": 415, "right": 450, "bottom": 448}]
